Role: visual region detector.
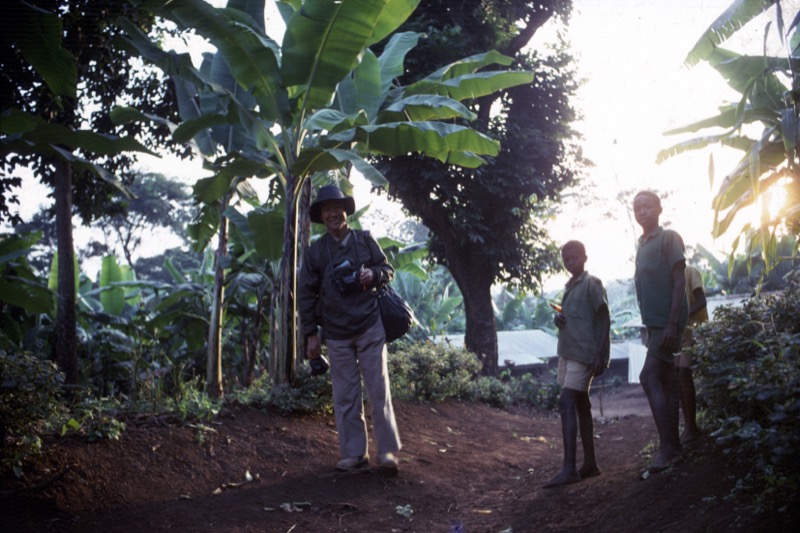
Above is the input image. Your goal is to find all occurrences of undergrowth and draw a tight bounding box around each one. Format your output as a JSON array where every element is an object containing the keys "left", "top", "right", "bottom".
[
  {"left": 2, "top": 339, "right": 562, "bottom": 477},
  {"left": 692, "top": 270, "right": 799, "bottom": 512}
]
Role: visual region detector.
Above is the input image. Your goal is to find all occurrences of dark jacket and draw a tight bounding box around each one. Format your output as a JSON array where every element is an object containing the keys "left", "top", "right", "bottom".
[{"left": 299, "top": 229, "right": 393, "bottom": 340}]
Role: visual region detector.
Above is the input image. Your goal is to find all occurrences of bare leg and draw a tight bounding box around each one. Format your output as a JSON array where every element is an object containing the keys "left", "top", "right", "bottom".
[
  {"left": 544, "top": 388, "right": 582, "bottom": 487},
  {"left": 640, "top": 356, "right": 682, "bottom": 470},
  {"left": 677, "top": 367, "right": 701, "bottom": 443},
  {"left": 576, "top": 392, "right": 601, "bottom": 478}
]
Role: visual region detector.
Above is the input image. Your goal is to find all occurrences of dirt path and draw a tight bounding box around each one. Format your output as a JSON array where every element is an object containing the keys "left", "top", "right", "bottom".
[{"left": 1, "top": 385, "right": 794, "bottom": 532}]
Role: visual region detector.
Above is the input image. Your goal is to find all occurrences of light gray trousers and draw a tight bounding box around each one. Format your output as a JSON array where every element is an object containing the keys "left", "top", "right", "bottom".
[{"left": 326, "top": 319, "right": 402, "bottom": 459}]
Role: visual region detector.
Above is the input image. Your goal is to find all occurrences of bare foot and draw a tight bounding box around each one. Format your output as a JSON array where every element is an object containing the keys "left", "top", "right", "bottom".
[
  {"left": 543, "top": 468, "right": 581, "bottom": 488},
  {"left": 579, "top": 465, "right": 601, "bottom": 479},
  {"left": 648, "top": 450, "right": 684, "bottom": 473},
  {"left": 680, "top": 428, "right": 702, "bottom": 445}
]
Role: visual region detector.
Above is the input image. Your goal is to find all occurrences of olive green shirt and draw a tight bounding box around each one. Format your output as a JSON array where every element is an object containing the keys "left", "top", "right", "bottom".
[
  {"left": 557, "top": 271, "right": 610, "bottom": 365},
  {"left": 635, "top": 227, "right": 688, "bottom": 329}
]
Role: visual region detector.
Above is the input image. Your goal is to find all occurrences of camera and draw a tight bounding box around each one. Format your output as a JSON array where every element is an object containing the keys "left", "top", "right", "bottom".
[
  {"left": 332, "top": 260, "right": 363, "bottom": 294},
  {"left": 309, "top": 355, "right": 329, "bottom": 376}
]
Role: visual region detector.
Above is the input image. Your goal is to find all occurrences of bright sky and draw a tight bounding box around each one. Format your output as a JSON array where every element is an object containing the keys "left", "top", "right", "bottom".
[
  {"left": 7, "top": 0, "right": 796, "bottom": 286},
  {"left": 538, "top": 0, "right": 796, "bottom": 289}
]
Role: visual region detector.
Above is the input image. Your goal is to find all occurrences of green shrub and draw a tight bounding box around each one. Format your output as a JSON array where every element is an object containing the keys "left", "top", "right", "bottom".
[
  {"left": 508, "top": 370, "right": 561, "bottom": 412},
  {"left": 388, "top": 341, "right": 481, "bottom": 401},
  {"left": 232, "top": 366, "right": 334, "bottom": 415},
  {"left": 692, "top": 270, "right": 800, "bottom": 506},
  {"left": 387, "top": 342, "right": 559, "bottom": 411},
  {"left": 0, "top": 351, "right": 65, "bottom": 476},
  {"left": 466, "top": 376, "right": 513, "bottom": 407},
  {"left": 60, "top": 395, "right": 127, "bottom": 442}
]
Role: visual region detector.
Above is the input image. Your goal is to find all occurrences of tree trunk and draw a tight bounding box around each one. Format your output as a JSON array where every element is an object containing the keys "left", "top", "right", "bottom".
[
  {"left": 269, "top": 178, "right": 311, "bottom": 385},
  {"left": 54, "top": 158, "right": 78, "bottom": 388},
  {"left": 270, "top": 185, "right": 299, "bottom": 385},
  {"left": 295, "top": 180, "right": 311, "bottom": 376},
  {"left": 206, "top": 203, "right": 228, "bottom": 398},
  {"left": 447, "top": 244, "right": 499, "bottom": 376}
]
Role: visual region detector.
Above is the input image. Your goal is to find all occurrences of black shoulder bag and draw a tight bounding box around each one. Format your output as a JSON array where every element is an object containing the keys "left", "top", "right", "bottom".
[
  {"left": 361, "top": 231, "right": 415, "bottom": 343},
  {"left": 377, "top": 283, "right": 414, "bottom": 343}
]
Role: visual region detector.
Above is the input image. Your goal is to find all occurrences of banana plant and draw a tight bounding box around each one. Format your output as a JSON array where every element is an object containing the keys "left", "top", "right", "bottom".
[
  {"left": 657, "top": 0, "right": 799, "bottom": 274},
  {"left": 0, "top": 233, "right": 54, "bottom": 351},
  {"left": 122, "top": 0, "right": 534, "bottom": 385}
]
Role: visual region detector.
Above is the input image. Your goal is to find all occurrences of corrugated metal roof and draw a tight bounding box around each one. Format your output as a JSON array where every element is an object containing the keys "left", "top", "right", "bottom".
[
  {"left": 439, "top": 332, "right": 645, "bottom": 368},
  {"left": 442, "top": 329, "right": 558, "bottom": 366}
]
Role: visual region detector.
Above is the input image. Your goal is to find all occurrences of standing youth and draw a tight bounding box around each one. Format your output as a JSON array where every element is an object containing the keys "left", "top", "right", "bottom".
[
  {"left": 633, "top": 190, "right": 688, "bottom": 471},
  {"left": 675, "top": 264, "right": 707, "bottom": 444},
  {"left": 544, "top": 240, "right": 610, "bottom": 488}
]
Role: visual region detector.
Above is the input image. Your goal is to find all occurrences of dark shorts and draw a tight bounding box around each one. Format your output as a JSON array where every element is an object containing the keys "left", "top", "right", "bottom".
[{"left": 646, "top": 327, "right": 683, "bottom": 363}]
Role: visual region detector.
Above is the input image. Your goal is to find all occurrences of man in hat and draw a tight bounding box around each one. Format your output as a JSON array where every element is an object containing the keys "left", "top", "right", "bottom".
[{"left": 298, "top": 185, "right": 402, "bottom": 471}]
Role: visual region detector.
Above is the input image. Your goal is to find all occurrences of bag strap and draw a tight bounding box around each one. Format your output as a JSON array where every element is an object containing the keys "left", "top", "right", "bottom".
[{"left": 325, "top": 229, "right": 361, "bottom": 270}]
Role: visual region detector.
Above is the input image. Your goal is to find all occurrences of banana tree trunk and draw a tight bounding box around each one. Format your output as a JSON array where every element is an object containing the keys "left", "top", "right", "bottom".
[
  {"left": 269, "top": 197, "right": 298, "bottom": 385},
  {"left": 54, "top": 158, "right": 78, "bottom": 388},
  {"left": 206, "top": 204, "right": 228, "bottom": 398},
  {"left": 269, "top": 178, "right": 311, "bottom": 384}
]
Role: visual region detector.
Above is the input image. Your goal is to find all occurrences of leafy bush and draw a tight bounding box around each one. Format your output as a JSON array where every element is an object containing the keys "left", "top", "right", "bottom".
[
  {"left": 465, "top": 376, "right": 513, "bottom": 407},
  {"left": 692, "top": 270, "right": 800, "bottom": 506},
  {"left": 388, "top": 341, "right": 481, "bottom": 401},
  {"left": 232, "top": 365, "right": 334, "bottom": 415},
  {"left": 387, "top": 341, "right": 559, "bottom": 411},
  {"left": 507, "top": 370, "right": 561, "bottom": 412},
  {"left": 0, "top": 351, "right": 65, "bottom": 476},
  {"left": 61, "top": 396, "right": 127, "bottom": 442}
]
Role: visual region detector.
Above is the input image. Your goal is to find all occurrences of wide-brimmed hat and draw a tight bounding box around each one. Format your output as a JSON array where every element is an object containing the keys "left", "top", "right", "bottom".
[{"left": 309, "top": 185, "right": 356, "bottom": 223}]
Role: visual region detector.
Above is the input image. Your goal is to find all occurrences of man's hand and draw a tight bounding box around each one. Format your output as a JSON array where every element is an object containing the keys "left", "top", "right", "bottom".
[
  {"left": 554, "top": 313, "right": 566, "bottom": 329},
  {"left": 359, "top": 266, "right": 374, "bottom": 286},
  {"left": 660, "top": 323, "right": 679, "bottom": 350},
  {"left": 306, "top": 334, "right": 321, "bottom": 360},
  {"left": 592, "top": 356, "right": 606, "bottom": 377}
]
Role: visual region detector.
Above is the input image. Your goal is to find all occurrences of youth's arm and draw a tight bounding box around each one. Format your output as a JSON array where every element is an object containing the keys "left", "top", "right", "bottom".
[
  {"left": 689, "top": 287, "right": 707, "bottom": 316},
  {"left": 593, "top": 304, "right": 611, "bottom": 376},
  {"left": 661, "top": 261, "right": 686, "bottom": 348}
]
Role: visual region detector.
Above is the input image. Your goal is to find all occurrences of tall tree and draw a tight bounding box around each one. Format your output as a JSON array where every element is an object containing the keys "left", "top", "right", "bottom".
[
  {"left": 374, "top": 0, "right": 585, "bottom": 375},
  {"left": 98, "top": 172, "right": 194, "bottom": 270},
  {"left": 1, "top": 1, "right": 181, "bottom": 385}
]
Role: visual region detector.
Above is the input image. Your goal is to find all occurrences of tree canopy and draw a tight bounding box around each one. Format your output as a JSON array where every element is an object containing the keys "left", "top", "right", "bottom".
[
  {"left": 1, "top": 0, "right": 183, "bottom": 385},
  {"left": 374, "top": 0, "right": 586, "bottom": 374}
]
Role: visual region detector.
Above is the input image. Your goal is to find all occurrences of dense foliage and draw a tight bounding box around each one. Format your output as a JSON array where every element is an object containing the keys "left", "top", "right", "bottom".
[
  {"left": 658, "top": 0, "right": 799, "bottom": 272},
  {"left": 692, "top": 271, "right": 800, "bottom": 508},
  {"left": 375, "top": 0, "right": 585, "bottom": 375},
  {"left": 1, "top": 0, "right": 184, "bottom": 385},
  {"left": 0, "top": 0, "right": 182, "bottom": 225},
  {"left": 0, "top": 351, "right": 64, "bottom": 476}
]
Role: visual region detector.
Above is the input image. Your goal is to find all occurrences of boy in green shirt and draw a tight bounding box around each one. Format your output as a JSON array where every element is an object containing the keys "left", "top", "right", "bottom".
[
  {"left": 544, "top": 240, "right": 610, "bottom": 488},
  {"left": 633, "top": 191, "right": 688, "bottom": 472}
]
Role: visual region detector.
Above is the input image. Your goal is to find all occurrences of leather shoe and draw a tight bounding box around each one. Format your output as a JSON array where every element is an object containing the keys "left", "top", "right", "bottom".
[
  {"left": 336, "top": 455, "right": 369, "bottom": 471},
  {"left": 377, "top": 452, "right": 399, "bottom": 470}
]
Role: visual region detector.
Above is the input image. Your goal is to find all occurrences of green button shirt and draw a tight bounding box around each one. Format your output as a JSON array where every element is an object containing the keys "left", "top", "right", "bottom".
[
  {"left": 635, "top": 227, "right": 688, "bottom": 329},
  {"left": 557, "top": 271, "right": 610, "bottom": 365}
]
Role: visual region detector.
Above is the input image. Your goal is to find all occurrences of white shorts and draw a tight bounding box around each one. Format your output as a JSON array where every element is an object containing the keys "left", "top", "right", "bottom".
[{"left": 556, "top": 357, "right": 594, "bottom": 392}]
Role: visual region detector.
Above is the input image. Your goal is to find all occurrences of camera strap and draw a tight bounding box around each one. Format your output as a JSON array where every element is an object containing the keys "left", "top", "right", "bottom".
[{"left": 325, "top": 229, "right": 361, "bottom": 272}]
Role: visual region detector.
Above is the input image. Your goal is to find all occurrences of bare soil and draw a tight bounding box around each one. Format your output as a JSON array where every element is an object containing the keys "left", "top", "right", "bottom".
[{"left": 1, "top": 384, "right": 796, "bottom": 533}]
